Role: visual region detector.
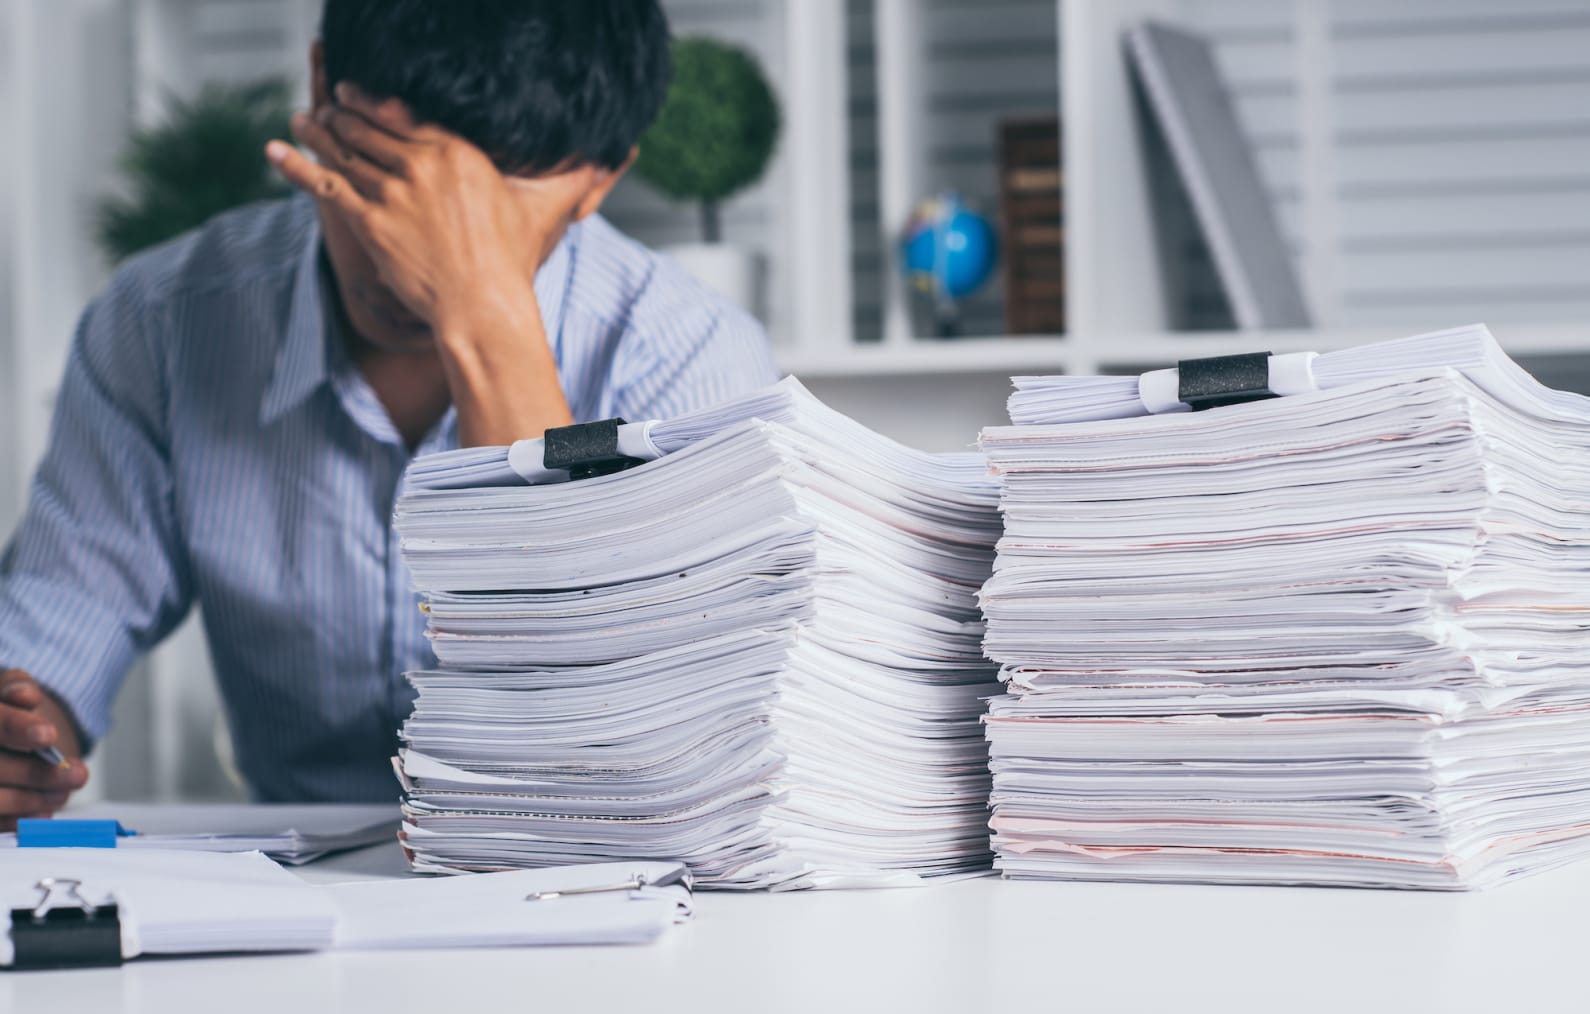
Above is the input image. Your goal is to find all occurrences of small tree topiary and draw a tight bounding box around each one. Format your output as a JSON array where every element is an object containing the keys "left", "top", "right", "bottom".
[
  {"left": 96, "top": 79, "right": 294, "bottom": 263},
  {"left": 633, "top": 37, "right": 780, "bottom": 245}
]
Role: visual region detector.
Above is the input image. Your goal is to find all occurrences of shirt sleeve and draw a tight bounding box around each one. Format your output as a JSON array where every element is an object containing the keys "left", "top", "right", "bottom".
[
  {"left": 0, "top": 270, "right": 194, "bottom": 744},
  {"left": 609, "top": 282, "right": 781, "bottom": 423}
]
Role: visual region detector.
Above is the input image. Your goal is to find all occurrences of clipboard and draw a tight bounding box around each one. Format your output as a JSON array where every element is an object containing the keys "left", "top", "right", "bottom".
[{"left": 2, "top": 849, "right": 692, "bottom": 970}]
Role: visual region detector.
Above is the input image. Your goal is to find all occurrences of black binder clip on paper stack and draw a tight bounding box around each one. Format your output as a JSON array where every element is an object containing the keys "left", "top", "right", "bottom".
[
  {"left": 1177, "top": 352, "right": 1277, "bottom": 411},
  {"left": 543, "top": 418, "right": 648, "bottom": 481},
  {"left": 1136, "top": 349, "right": 1321, "bottom": 415},
  {"left": 8, "top": 877, "right": 122, "bottom": 971}
]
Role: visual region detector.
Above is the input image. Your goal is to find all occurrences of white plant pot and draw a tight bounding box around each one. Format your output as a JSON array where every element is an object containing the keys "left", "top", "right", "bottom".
[{"left": 662, "top": 242, "right": 760, "bottom": 317}]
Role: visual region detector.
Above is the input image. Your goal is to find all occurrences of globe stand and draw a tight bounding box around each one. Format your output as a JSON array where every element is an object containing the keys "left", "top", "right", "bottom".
[{"left": 933, "top": 299, "right": 963, "bottom": 339}]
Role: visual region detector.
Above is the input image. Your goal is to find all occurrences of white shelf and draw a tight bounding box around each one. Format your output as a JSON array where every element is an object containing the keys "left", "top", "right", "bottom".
[
  {"left": 777, "top": 322, "right": 1590, "bottom": 379},
  {"left": 778, "top": 336, "right": 1071, "bottom": 378},
  {"left": 1086, "top": 322, "right": 1590, "bottom": 368}
]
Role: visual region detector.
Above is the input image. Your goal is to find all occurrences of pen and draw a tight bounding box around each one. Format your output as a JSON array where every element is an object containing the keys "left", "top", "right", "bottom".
[{"left": 35, "top": 746, "right": 69, "bottom": 769}]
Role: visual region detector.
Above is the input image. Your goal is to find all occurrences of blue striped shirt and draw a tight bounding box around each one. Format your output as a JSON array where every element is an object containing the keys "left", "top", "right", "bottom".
[{"left": 0, "top": 196, "right": 778, "bottom": 802}]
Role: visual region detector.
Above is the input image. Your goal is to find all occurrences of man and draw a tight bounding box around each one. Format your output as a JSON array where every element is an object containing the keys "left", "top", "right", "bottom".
[{"left": 0, "top": 1, "right": 778, "bottom": 825}]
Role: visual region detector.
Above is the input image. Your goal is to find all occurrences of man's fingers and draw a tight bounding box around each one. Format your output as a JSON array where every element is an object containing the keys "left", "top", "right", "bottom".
[
  {"left": 0, "top": 750, "right": 86, "bottom": 792},
  {"left": 0, "top": 702, "right": 55, "bottom": 752},
  {"left": 286, "top": 113, "right": 390, "bottom": 201},
  {"left": 323, "top": 105, "right": 410, "bottom": 173},
  {"left": 0, "top": 786, "right": 71, "bottom": 818},
  {"left": 0, "top": 747, "right": 92, "bottom": 827},
  {"left": 334, "top": 82, "right": 435, "bottom": 141},
  {"left": 266, "top": 139, "right": 369, "bottom": 216},
  {"left": 0, "top": 669, "right": 41, "bottom": 709}
]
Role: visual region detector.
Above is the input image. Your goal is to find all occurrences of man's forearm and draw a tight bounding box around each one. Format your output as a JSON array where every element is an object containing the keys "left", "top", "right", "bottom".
[{"left": 433, "top": 291, "right": 575, "bottom": 447}]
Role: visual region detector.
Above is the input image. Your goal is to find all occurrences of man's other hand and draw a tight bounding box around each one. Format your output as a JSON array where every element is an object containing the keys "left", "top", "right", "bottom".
[{"left": 0, "top": 669, "right": 89, "bottom": 831}]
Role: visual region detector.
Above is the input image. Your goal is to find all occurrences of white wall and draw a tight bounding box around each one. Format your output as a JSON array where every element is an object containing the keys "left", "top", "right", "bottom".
[
  {"left": 2, "top": 0, "right": 136, "bottom": 542},
  {"left": 6, "top": 0, "right": 133, "bottom": 484},
  {"left": 1181, "top": 0, "right": 1590, "bottom": 331},
  {"left": 0, "top": 1, "right": 19, "bottom": 538},
  {"left": 0, "top": 0, "right": 225, "bottom": 803}
]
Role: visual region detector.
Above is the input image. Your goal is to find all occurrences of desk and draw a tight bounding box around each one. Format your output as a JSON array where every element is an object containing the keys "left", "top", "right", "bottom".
[{"left": 4, "top": 837, "right": 1588, "bottom": 1014}]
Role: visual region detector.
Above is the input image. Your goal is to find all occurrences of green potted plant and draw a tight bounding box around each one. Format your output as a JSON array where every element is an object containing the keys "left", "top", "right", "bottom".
[
  {"left": 97, "top": 79, "right": 293, "bottom": 263},
  {"left": 633, "top": 36, "right": 780, "bottom": 313}
]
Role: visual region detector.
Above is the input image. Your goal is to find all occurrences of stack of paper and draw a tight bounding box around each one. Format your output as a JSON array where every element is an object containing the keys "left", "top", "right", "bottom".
[
  {"left": 979, "top": 325, "right": 1590, "bottom": 888},
  {"left": 393, "top": 378, "right": 1002, "bottom": 889}
]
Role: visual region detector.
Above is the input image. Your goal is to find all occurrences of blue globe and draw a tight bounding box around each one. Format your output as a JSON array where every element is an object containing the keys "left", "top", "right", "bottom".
[{"left": 901, "top": 194, "right": 999, "bottom": 302}]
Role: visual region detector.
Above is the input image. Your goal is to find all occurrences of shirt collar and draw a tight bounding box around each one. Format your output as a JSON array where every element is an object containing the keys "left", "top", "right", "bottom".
[
  {"left": 535, "top": 220, "right": 577, "bottom": 360},
  {"left": 260, "top": 223, "right": 333, "bottom": 425},
  {"left": 260, "top": 212, "right": 580, "bottom": 426}
]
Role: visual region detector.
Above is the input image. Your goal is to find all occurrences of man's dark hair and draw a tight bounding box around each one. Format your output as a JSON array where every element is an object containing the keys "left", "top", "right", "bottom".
[{"left": 320, "top": 0, "right": 672, "bottom": 176}]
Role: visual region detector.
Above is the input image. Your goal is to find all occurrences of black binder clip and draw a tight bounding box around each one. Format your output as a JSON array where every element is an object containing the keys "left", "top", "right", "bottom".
[
  {"left": 543, "top": 418, "right": 646, "bottom": 481},
  {"left": 7, "top": 878, "right": 123, "bottom": 971},
  {"left": 1177, "top": 351, "right": 1277, "bottom": 412}
]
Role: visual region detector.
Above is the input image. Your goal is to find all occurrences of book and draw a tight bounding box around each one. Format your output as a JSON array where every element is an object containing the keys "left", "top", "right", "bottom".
[
  {"left": 998, "top": 115, "right": 1066, "bottom": 334},
  {"left": 1127, "top": 20, "right": 1312, "bottom": 330}
]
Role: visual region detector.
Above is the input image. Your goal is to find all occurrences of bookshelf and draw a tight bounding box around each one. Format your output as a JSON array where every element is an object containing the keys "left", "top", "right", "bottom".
[
  {"left": 817, "top": 0, "right": 1587, "bottom": 367},
  {"left": 604, "top": 0, "right": 1590, "bottom": 436},
  {"left": 100, "top": 0, "right": 1590, "bottom": 402}
]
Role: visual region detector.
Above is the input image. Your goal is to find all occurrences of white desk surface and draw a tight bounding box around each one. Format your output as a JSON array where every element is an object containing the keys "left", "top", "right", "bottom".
[{"left": 5, "top": 836, "right": 1589, "bottom": 1014}]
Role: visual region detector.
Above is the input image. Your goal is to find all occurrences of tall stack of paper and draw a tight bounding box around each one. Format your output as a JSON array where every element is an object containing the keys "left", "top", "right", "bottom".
[
  {"left": 393, "top": 379, "right": 1002, "bottom": 889},
  {"left": 980, "top": 324, "right": 1590, "bottom": 889}
]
